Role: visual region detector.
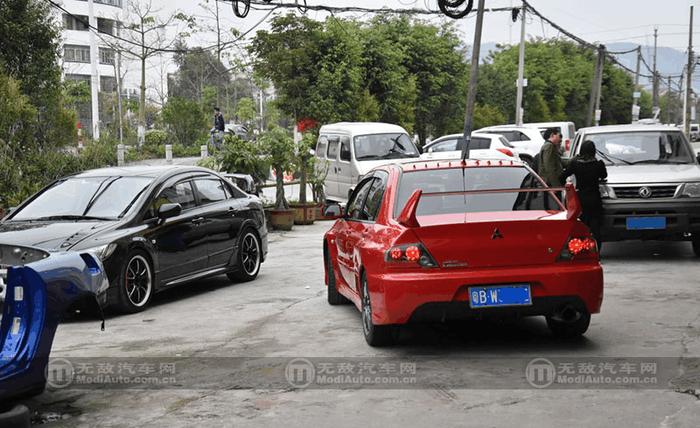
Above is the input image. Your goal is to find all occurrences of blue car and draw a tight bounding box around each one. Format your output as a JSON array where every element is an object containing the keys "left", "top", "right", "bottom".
[{"left": 0, "top": 244, "right": 107, "bottom": 405}]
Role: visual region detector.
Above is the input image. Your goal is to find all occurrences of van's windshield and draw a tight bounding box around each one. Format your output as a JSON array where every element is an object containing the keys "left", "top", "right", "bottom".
[{"left": 354, "top": 133, "right": 420, "bottom": 160}]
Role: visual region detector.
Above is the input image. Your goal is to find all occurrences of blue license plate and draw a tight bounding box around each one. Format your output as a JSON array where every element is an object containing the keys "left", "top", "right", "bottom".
[
  {"left": 626, "top": 216, "right": 666, "bottom": 230},
  {"left": 469, "top": 284, "right": 532, "bottom": 308}
]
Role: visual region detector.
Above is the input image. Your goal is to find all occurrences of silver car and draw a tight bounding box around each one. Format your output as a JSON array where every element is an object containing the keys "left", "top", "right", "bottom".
[{"left": 570, "top": 124, "right": 700, "bottom": 255}]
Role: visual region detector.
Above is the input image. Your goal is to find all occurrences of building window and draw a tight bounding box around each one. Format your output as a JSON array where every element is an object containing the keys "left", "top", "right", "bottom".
[
  {"left": 100, "top": 76, "right": 117, "bottom": 92},
  {"left": 95, "top": 0, "right": 123, "bottom": 7},
  {"left": 97, "top": 18, "right": 115, "bottom": 35},
  {"left": 63, "top": 14, "right": 89, "bottom": 31},
  {"left": 99, "top": 47, "right": 115, "bottom": 65},
  {"left": 65, "top": 74, "right": 91, "bottom": 84},
  {"left": 64, "top": 45, "right": 91, "bottom": 63}
]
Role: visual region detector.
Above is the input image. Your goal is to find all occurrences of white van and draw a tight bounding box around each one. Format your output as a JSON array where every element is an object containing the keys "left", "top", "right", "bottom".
[
  {"left": 526, "top": 121, "right": 577, "bottom": 153},
  {"left": 316, "top": 122, "right": 420, "bottom": 203}
]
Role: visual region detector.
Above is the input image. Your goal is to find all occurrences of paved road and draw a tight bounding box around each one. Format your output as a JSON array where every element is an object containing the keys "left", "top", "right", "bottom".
[{"left": 22, "top": 222, "right": 700, "bottom": 427}]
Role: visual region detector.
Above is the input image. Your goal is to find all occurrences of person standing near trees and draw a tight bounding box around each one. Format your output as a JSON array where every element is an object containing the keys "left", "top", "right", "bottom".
[
  {"left": 212, "top": 107, "right": 226, "bottom": 150},
  {"left": 562, "top": 140, "right": 608, "bottom": 247}
]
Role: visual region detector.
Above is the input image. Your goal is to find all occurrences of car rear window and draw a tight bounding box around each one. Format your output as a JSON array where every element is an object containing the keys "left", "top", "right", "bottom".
[{"left": 395, "top": 167, "right": 562, "bottom": 217}]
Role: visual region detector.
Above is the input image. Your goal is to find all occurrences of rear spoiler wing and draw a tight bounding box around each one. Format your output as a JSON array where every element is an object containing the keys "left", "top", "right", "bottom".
[{"left": 397, "top": 183, "right": 581, "bottom": 228}]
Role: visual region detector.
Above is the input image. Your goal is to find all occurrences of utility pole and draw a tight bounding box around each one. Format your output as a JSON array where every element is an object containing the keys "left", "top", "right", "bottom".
[
  {"left": 460, "top": 0, "right": 486, "bottom": 161},
  {"left": 685, "top": 6, "right": 694, "bottom": 136},
  {"left": 587, "top": 45, "right": 605, "bottom": 127},
  {"left": 667, "top": 75, "right": 672, "bottom": 124},
  {"left": 515, "top": 1, "right": 526, "bottom": 126},
  {"left": 594, "top": 45, "right": 605, "bottom": 126},
  {"left": 652, "top": 28, "right": 659, "bottom": 113},
  {"left": 632, "top": 46, "right": 641, "bottom": 122}
]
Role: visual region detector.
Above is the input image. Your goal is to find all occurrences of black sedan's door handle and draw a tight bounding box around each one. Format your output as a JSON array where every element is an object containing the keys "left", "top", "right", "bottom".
[
  {"left": 228, "top": 206, "right": 237, "bottom": 216},
  {"left": 191, "top": 216, "right": 206, "bottom": 225}
]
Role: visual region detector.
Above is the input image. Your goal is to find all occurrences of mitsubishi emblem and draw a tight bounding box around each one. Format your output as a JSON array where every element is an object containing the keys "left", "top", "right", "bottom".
[
  {"left": 639, "top": 187, "right": 652, "bottom": 199},
  {"left": 492, "top": 228, "right": 503, "bottom": 240}
]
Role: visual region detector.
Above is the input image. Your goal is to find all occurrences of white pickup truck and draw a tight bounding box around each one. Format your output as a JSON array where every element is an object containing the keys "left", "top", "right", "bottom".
[{"left": 569, "top": 124, "right": 700, "bottom": 255}]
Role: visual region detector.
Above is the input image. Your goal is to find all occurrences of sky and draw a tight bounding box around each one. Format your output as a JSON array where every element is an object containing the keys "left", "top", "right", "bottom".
[{"left": 128, "top": 0, "right": 700, "bottom": 96}]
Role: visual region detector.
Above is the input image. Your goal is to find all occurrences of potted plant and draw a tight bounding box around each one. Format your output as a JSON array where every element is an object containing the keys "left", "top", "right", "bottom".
[
  {"left": 260, "top": 127, "right": 295, "bottom": 230},
  {"left": 290, "top": 130, "right": 319, "bottom": 225}
]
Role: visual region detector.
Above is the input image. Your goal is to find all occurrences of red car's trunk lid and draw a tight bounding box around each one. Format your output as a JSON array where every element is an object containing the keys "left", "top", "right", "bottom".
[{"left": 413, "top": 212, "right": 571, "bottom": 268}]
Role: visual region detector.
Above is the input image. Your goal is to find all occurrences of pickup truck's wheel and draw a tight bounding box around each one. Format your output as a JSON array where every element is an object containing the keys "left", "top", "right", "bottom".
[{"left": 693, "top": 239, "right": 700, "bottom": 257}]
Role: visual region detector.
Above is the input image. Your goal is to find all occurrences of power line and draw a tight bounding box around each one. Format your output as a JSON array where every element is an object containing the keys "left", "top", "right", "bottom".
[{"left": 221, "top": 0, "right": 516, "bottom": 17}]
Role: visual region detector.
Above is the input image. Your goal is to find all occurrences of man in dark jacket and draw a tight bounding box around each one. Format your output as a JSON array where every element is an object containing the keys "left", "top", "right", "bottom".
[
  {"left": 212, "top": 107, "right": 225, "bottom": 149},
  {"left": 562, "top": 140, "right": 608, "bottom": 246},
  {"left": 537, "top": 128, "right": 564, "bottom": 187}
]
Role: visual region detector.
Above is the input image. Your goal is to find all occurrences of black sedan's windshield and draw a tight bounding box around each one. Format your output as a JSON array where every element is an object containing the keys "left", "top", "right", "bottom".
[
  {"left": 11, "top": 176, "right": 154, "bottom": 221},
  {"left": 354, "top": 133, "right": 420, "bottom": 160},
  {"left": 586, "top": 131, "right": 694, "bottom": 165}
]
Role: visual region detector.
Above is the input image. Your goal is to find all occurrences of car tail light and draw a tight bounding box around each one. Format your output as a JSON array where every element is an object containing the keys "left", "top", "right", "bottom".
[
  {"left": 496, "top": 148, "right": 515, "bottom": 157},
  {"left": 558, "top": 236, "right": 598, "bottom": 261},
  {"left": 386, "top": 243, "right": 437, "bottom": 267},
  {"left": 565, "top": 139, "right": 571, "bottom": 151}
]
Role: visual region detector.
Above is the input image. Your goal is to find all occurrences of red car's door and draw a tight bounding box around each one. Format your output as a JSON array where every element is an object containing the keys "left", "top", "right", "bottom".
[
  {"left": 335, "top": 177, "right": 376, "bottom": 293},
  {"left": 336, "top": 174, "right": 389, "bottom": 293}
]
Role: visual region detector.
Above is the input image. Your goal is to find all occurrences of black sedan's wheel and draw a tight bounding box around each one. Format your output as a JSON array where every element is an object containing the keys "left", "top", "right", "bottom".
[
  {"left": 360, "top": 272, "right": 396, "bottom": 347},
  {"left": 693, "top": 239, "right": 700, "bottom": 257},
  {"left": 115, "top": 250, "right": 154, "bottom": 313},
  {"left": 228, "top": 229, "right": 261, "bottom": 282},
  {"left": 326, "top": 253, "right": 348, "bottom": 305}
]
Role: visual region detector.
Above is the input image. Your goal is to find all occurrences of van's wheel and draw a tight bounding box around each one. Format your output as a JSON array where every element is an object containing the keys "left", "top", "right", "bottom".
[
  {"left": 692, "top": 239, "right": 700, "bottom": 257},
  {"left": 326, "top": 252, "right": 348, "bottom": 305},
  {"left": 115, "top": 250, "right": 154, "bottom": 313},
  {"left": 546, "top": 310, "right": 591, "bottom": 339},
  {"left": 360, "top": 272, "right": 397, "bottom": 347},
  {"left": 228, "top": 229, "right": 262, "bottom": 282}
]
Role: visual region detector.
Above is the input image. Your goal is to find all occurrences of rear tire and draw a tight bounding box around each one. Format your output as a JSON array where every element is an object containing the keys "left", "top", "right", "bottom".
[
  {"left": 228, "top": 229, "right": 262, "bottom": 282},
  {"left": 326, "top": 252, "right": 348, "bottom": 305},
  {"left": 360, "top": 272, "right": 397, "bottom": 347},
  {"left": 692, "top": 239, "right": 700, "bottom": 257},
  {"left": 546, "top": 310, "right": 591, "bottom": 339}
]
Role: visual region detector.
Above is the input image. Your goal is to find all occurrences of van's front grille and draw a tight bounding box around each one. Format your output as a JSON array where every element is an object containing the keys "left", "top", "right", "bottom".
[{"left": 613, "top": 185, "right": 679, "bottom": 199}]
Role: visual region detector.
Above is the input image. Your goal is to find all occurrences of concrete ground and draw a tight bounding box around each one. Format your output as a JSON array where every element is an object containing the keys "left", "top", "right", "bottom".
[{"left": 20, "top": 222, "right": 700, "bottom": 427}]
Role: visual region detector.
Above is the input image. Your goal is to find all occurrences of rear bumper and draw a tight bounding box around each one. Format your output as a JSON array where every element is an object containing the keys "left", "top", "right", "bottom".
[
  {"left": 601, "top": 199, "right": 700, "bottom": 241},
  {"left": 367, "top": 263, "right": 603, "bottom": 325}
]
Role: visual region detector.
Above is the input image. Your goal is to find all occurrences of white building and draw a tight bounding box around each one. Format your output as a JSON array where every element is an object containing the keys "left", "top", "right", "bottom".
[{"left": 58, "top": 0, "right": 126, "bottom": 140}]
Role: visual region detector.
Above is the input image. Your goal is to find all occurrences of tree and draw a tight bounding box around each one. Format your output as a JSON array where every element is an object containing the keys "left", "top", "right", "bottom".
[
  {"left": 235, "top": 97, "right": 257, "bottom": 126},
  {"left": 162, "top": 97, "right": 208, "bottom": 146},
  {"left": 169, "top": 43, "right": 231, "bottom": 107},
  {"left": 260, "top": 127, "right": 295, "bottom": 210},
  {"left": 105, "top": 0, "right": 192, "bottom": 141},
  {"left": 0, "top": 0, "right": 75, "bottom": 148},
  {"left": 477, "top": 39, "right": 641, "bottom": 128}
]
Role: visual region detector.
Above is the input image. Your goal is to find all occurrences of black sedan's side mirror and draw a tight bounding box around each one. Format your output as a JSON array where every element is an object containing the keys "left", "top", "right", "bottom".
[{"left": 158, "top": 203, "right": 182, "bottom": 221}]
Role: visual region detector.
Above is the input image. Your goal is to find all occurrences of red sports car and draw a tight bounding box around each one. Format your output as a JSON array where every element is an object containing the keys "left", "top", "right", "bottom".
[{"left": 323, "top": 159, "right": 603, "bottom": 346}]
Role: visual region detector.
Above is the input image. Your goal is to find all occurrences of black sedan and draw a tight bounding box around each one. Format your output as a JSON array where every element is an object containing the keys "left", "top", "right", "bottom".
[{"left": 0, "top": 166, "right": 268, "bottom": 313}]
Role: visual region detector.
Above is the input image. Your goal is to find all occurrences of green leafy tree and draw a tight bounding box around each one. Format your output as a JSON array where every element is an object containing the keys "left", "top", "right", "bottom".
[
  {"left": 235, "top": 97, "right": 257, "bottom": 126},
  {"left": 162, "top": 97, "right": 208, "bottom": 146},
  {"left": 216, "top": 135, "right": 269, "bottom": 184},
  {"left": 260, "top": 127, "right": 295, "bottom": 210}
]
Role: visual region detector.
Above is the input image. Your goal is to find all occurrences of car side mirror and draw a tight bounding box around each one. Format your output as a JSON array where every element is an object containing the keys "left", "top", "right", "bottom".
[{"left": 158, "top": 203, "right": 182, "bottom": 221}]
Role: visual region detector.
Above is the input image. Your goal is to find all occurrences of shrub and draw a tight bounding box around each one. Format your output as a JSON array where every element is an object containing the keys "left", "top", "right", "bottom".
[{"left": 145, "top": 129, "right": 168, "bottom": 146}]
